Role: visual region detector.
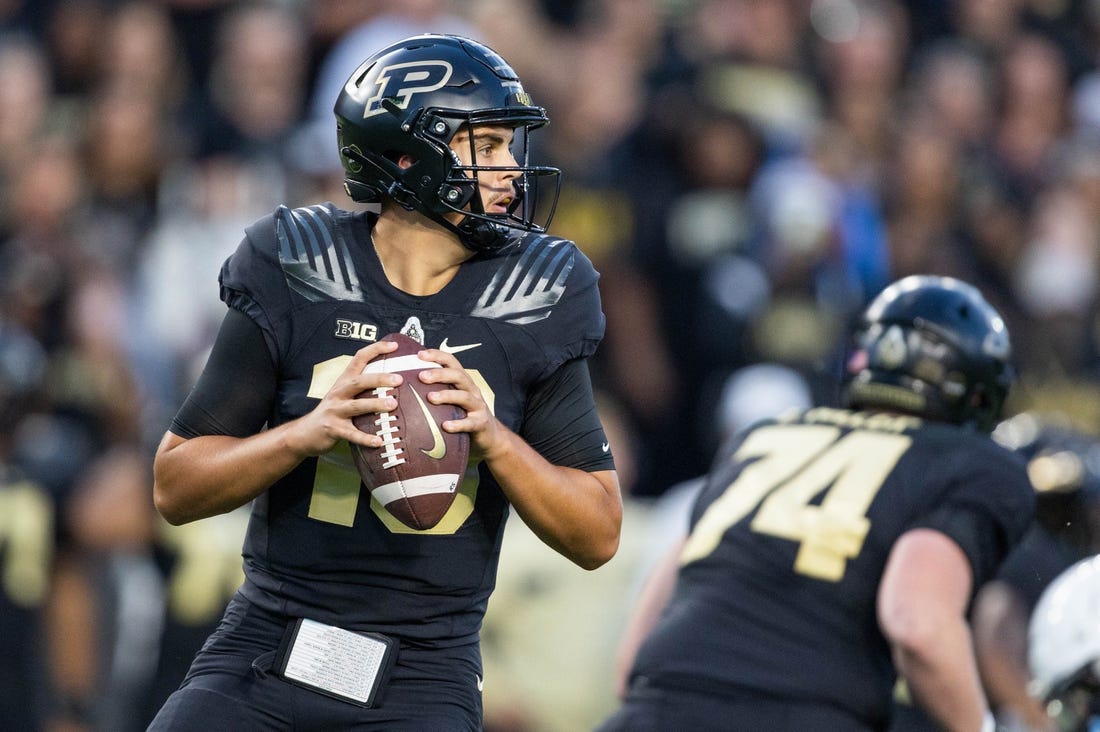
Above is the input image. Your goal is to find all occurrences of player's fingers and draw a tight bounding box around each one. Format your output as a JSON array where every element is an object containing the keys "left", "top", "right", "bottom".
[
  {"left": 416, "top": 348, "right": 467, "bottom": 374},
  {"left": 347, "top": 393, "right": 397, "bottom": 417},
  {"left": 348, "top": 339, "right": 399, "bottom": 371},
  {"left": 334, "top": 342, "right": 404, "bottom": 396},
  {"left": 341, "top": 421, "right": 386, "bottom": 449},
  {"left": 425, "top": 388, "right": 490, "bottom": 435},
  {"left": 335, "top": 394, "right": 399, "bottom": 449},
  {"left": 426, "top": 386, "right": 484, "bottom": 412},
  {"left": 418, "top": 368, "right": 470, "bottom": 392}
]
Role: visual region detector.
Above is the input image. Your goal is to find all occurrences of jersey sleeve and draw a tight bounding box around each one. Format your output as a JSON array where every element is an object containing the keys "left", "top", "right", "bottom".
[
  {"left": 218, "top": 207, "right": 295, "bottom": 368},
  {"left": 914, "top": 444, "right": 1036, "bottom": 587},
  {"left": 521, "top": 239, "right": 606, "bottom": 381},
  {"left": 520, "top": 358, "right": 615, "bottom": 472},
  {"left": 170, "top": 308, "right": 277, "bottom": 438}
]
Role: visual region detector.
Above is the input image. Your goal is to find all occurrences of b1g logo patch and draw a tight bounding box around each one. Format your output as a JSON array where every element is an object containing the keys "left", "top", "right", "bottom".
[{"left": 347, "top": 60, "right": 454, "bottom": 118}]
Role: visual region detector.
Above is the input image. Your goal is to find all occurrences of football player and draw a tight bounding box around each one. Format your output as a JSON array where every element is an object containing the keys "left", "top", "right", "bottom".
[
  {"left": 147, "top": 34, "right": 621, "bottom": 730},
  {"left": 1028, "top": 554, "right": 1100, "bottom": 732},
  {"left": 600, "top": 275, "right": 1035, "bottom": 732}
]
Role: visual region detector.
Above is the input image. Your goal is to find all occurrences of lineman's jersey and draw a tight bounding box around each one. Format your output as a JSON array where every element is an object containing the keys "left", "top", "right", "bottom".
[
  {"left": 204, "top": 203, "right": 612, "bottom": 646},
  {"left": 629, "top": 407, "right": 1034, "bottom": 728}
]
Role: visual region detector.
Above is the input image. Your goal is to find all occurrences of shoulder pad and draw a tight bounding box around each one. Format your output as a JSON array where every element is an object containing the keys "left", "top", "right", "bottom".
[
  {"left": 275, "top": 203, "right": 364, "bottom": 302},
  {"left": 471, "top": 234, "right": 589, "bottom": 325}
]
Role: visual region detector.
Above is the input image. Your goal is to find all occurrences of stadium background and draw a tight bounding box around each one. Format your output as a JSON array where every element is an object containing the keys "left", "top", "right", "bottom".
[{"left": 2, "top": 0, "right": 1100, "bottom": 729}]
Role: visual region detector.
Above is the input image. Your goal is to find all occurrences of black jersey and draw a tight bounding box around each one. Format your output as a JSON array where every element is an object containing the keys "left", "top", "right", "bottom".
[
  {"left": 629, "top": 407, "right": 1035, "bottom": 728},
  {"left": 215, "top": 203, "right": 609, "bottom": 646}
]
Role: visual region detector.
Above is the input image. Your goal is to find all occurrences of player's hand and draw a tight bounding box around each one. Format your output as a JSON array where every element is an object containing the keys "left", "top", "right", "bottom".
[
  {"left": 415, "top": 348, "right": 504, "bottom": 459},
  {"left": 285, "top": 340, "right": 401, "bottom": 457}
]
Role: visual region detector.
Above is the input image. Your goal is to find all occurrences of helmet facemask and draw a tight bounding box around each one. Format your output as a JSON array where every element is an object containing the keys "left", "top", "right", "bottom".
[{"left": 430, "top": 111, "right": 561, "bottom": 252}]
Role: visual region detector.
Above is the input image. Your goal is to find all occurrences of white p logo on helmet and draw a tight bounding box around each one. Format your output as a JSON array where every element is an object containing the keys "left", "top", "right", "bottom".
[{"left": 349, "top": 61, "right": 454, "bottom": 118}]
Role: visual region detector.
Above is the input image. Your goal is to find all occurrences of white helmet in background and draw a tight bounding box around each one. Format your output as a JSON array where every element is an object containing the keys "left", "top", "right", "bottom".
[{"left": 1028, "top": 554, "right": 1100, "bottom": 731}]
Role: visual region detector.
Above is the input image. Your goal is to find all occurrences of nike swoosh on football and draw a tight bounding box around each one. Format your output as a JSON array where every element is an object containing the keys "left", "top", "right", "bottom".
[
  {"left": 439, "top": 338, "right": 482, "bottom": 354},
  {"left": 410, "top": 388, "right": 447, "bottom": 459}
]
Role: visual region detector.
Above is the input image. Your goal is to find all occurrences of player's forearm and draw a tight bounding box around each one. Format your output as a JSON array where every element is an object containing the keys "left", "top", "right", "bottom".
[
  {"left": 978, "top": 649, "right": 1053, "bottom": 729},
  {"left": 892, "top": 621, "right": 991, "bottom": 732},
  {"left": 485, "top": 424, "right": 622, "bottom": 569},
  {"left": 153, "top": 425, "right": 309, "bottom": 524}
]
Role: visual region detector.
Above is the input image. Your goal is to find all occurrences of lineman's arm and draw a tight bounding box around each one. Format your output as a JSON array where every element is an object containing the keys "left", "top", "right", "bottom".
[
  {"left": 613, "top": 535, "right": 685, "bottom": 699},
  {"left": 878, "top": 528, "right": 992, "bottom": 732}
]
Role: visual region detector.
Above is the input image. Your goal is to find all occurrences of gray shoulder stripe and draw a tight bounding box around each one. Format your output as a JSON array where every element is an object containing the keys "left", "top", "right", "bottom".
[
  {"left": 276, "top": 204, "right": 364, "bottom": 302},
  {"left": 473, "top": 235, "right": 575, "bottom": 323}
]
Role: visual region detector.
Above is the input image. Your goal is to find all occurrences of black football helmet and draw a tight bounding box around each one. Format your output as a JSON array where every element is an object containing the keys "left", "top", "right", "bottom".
[
  {"left": 844, "top": 275, "right": 1013, "bottom": 432},
  {"left": 333, "top": 33, "right": 561, "bottom": 252}
]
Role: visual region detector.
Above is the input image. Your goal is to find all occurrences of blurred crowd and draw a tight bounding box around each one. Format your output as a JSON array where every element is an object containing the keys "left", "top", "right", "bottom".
[{"left": 2, "top": 0, "right": 1100, "bottom": 730}]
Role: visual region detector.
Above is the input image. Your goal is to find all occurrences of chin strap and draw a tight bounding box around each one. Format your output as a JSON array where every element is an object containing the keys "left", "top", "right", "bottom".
[{"left": 456, "top": 216, "right": 517, "bottom": 253}]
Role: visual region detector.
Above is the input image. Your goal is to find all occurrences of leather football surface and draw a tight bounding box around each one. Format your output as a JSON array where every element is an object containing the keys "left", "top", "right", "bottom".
[{"left": 350, "top": 333, "right": 469, "bottom": 530}]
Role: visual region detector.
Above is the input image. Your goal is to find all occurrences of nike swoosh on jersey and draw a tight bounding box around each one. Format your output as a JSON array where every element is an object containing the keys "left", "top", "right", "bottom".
[
  {"left": 410, "top": 388, "right": 447, "bottom": 459},
  {"left": 439, "top": 338, "right": 482, "bottom": 354}
]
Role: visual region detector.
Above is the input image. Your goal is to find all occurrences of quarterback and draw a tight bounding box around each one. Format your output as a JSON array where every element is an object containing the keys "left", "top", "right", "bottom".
[{"left": 148, "top": 34, "right": 621, "bottom": 730}]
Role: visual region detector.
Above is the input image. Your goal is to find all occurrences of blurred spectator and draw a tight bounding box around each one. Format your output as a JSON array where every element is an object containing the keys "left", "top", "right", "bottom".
[
  {"left": 43, "top": 0, "right": 108, "bottom": 98},
  {"left": 949, "top": 0, "right": 1024, "bottom": 58},
  {"left": 0, "top": 134, "right": 86, "bottom": 344},
  {"left": 882, "top": 115, "right": 970, "bottom": 278},
  {"left": 906, "top": 39, "right": 996, "bottom": 150},
  {"left": 100, "top": 2, "right": 189, "bottom": 118},
  {"left": 77, "top": 83, "right": 178, "bottom": 277},
  {"left": 1012, "top": 183, "right": 1098, "bottom": 375},
  {"left": 188, "top": 1, "right": 308, "bottom": 167},
  {"left": 0, "top": 31, "right": 53, "bottom": 214},
  {"left": 811, "top": 0, "right": 910, "bottom": 188},
  {"left": 993, "top": 32, "right": 1073, "bottom": 200}
]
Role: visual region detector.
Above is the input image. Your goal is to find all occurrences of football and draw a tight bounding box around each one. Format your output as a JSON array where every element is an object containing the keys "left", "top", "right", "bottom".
[{"left": 350, "top": 332, "right": 469, "bottom": 530}]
